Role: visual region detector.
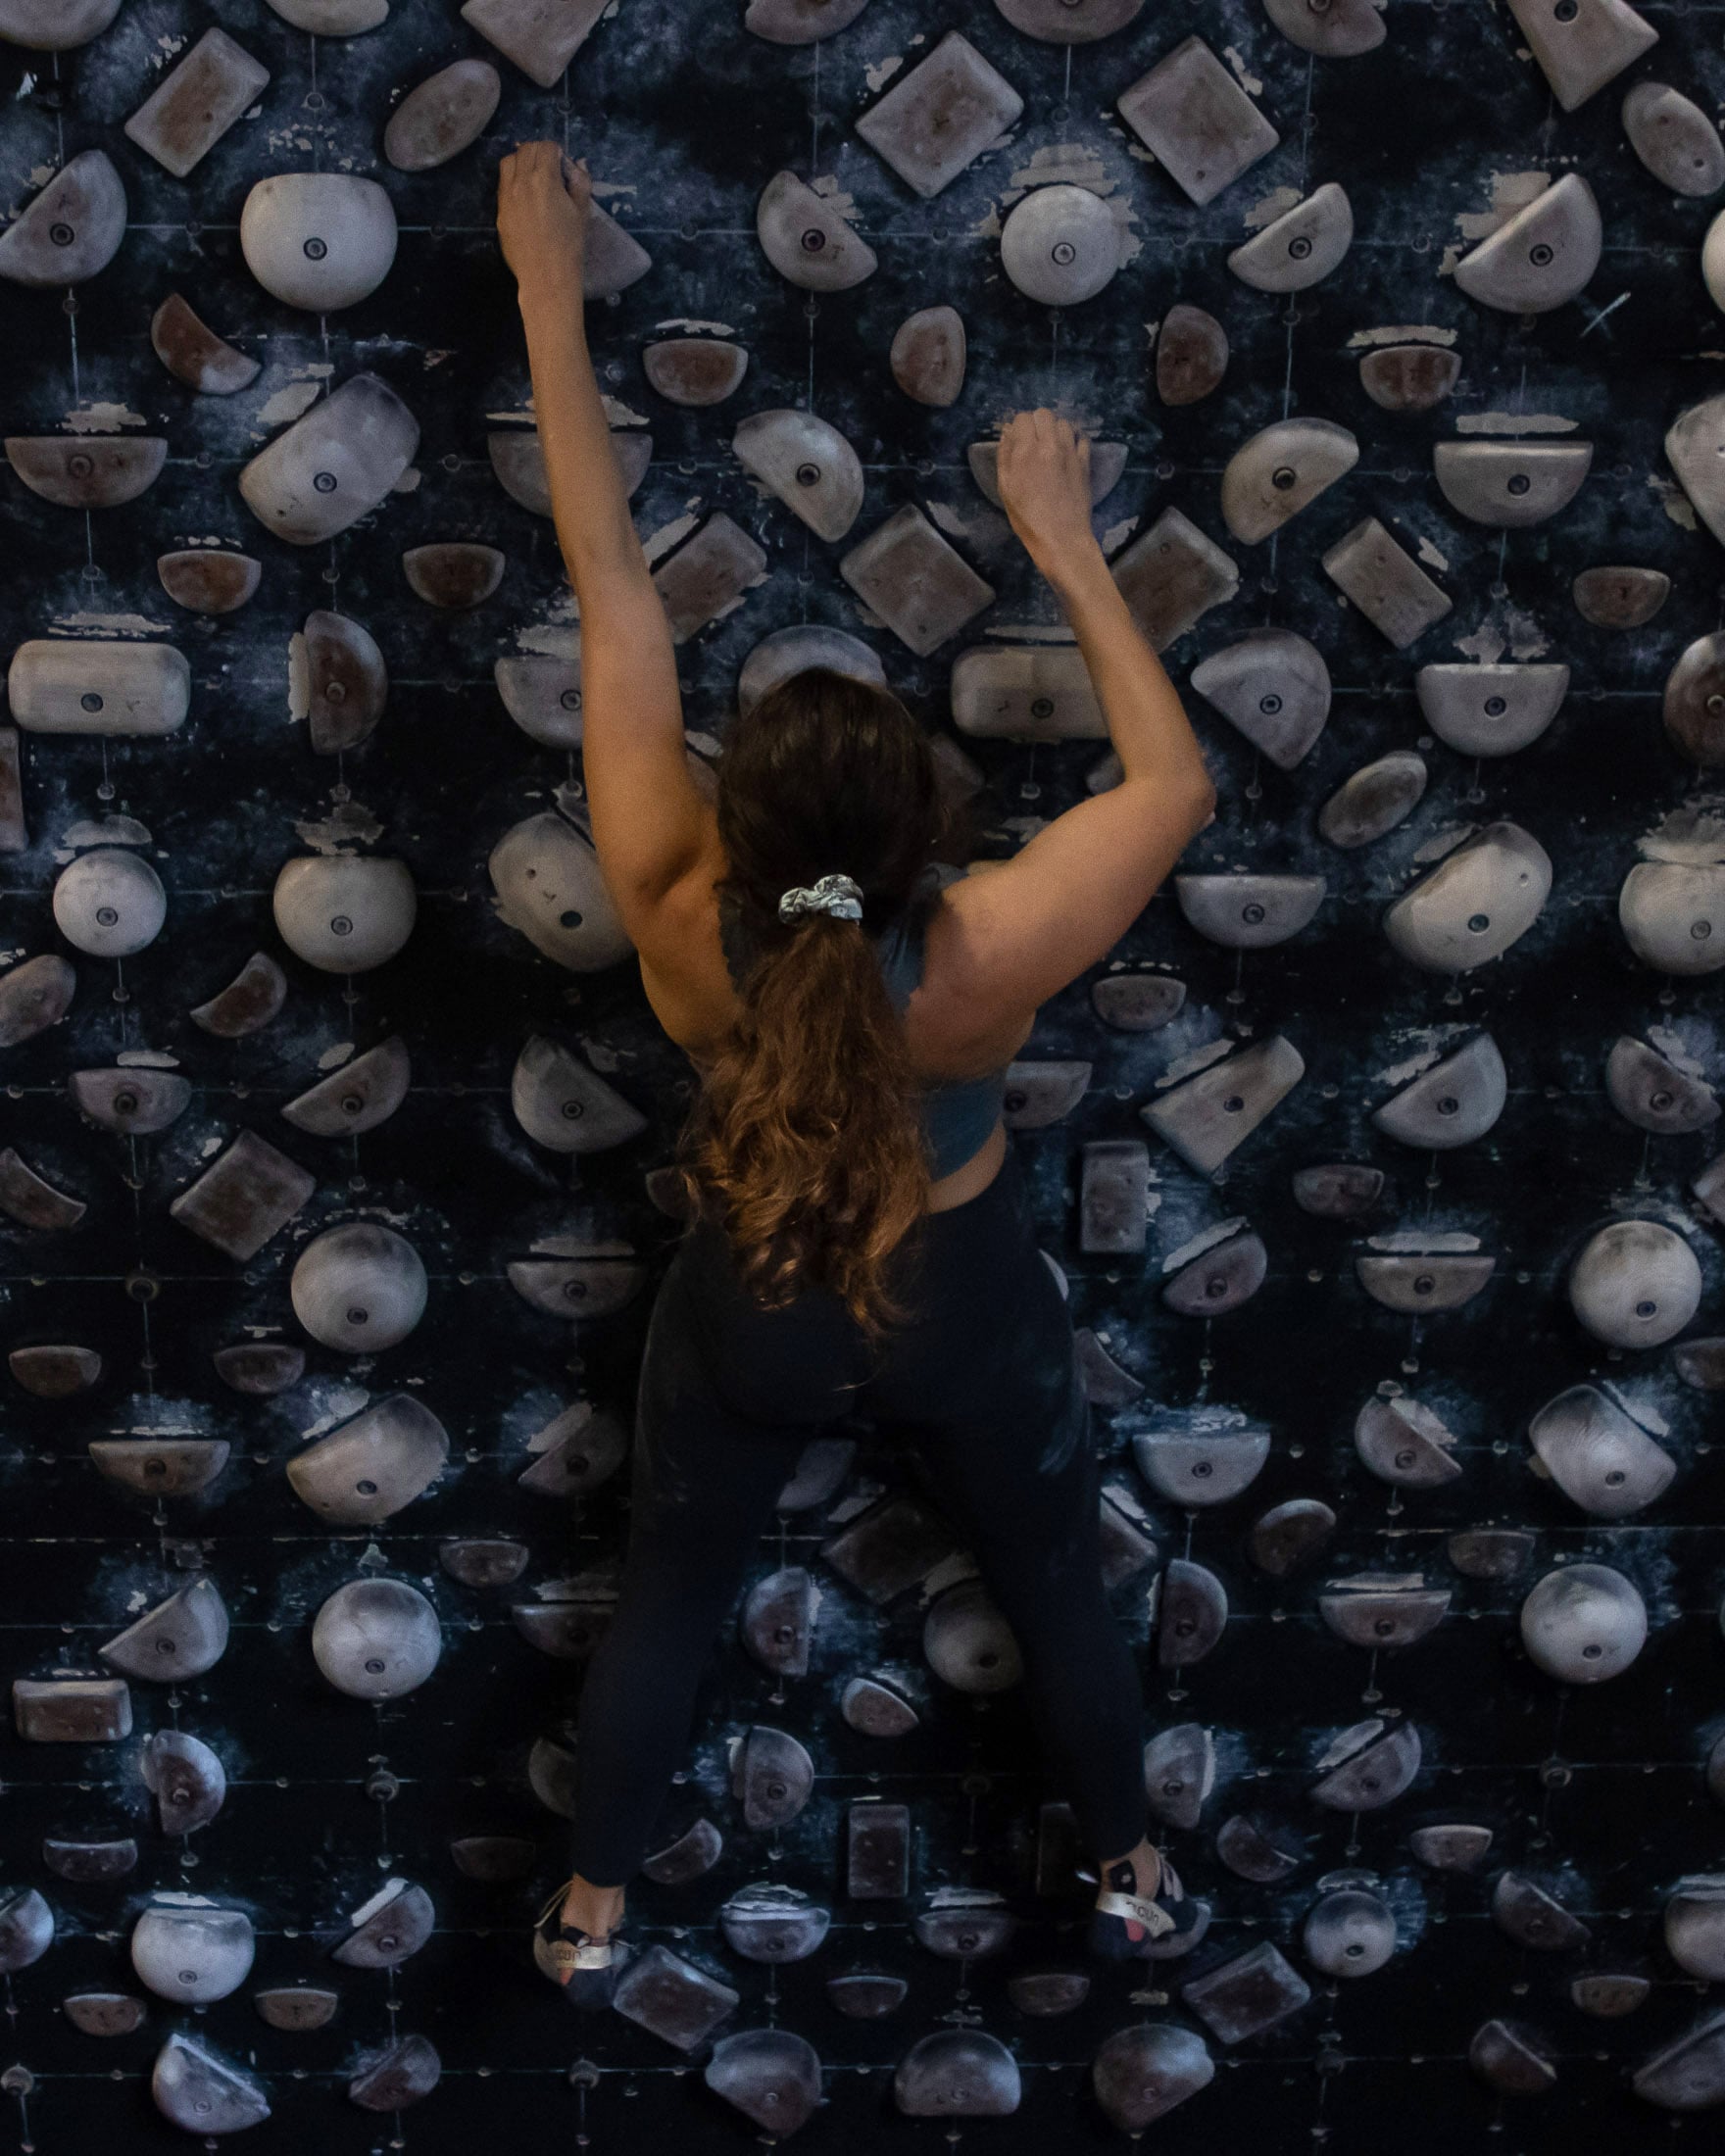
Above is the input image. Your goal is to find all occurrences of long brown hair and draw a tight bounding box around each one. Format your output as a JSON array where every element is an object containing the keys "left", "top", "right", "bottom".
[{"left": 677, "top": 666, "right": 949, "bottom": 1337}]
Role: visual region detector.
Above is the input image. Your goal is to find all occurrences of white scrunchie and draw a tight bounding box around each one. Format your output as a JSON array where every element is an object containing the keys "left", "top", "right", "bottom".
[{"left": 778, "top": 871, "right": 863, "bottom": 924}]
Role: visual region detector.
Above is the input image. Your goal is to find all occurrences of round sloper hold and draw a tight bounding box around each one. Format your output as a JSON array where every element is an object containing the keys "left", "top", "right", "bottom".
[
  {"left": 1305, "top": 1887, "right": 1396, "bottom": 1978},
  {"left": 1666, "top": 393, "right": 1725, "bottom": 545},
  {"left": 1408, "top": 1823, "right": 1493, "bottom": 1872},
  {"left": 291, "top": 1222, "right": 427, "bottom": 1351},
  {"left": 757, "top": 170, "right": 877, "bottom": 289},
  {"left": 1191, "top": 628, "right": 1330, "bottom": 769},
  {"left": 1492, "top": 1870, "right": 1591, "bottom": 1949},
  {"left": 1133, "top": 1415, "right": 1270, "bottom": 1506},
  {"left": 952, "top": 645, "right": 1103, "bottom": 739},
  {"left": 131, "top": 1898, "right": 255, "bottom": 2003},
  {"left": 290, "top": 611, "right": 387, "bottom": 754},
  {"left": 151, "top": 2034, "right": 270, "bottom": 2134},
  {"left": 643, "top": 336, "right": 750, "bottom": 408},
  {"left": 1705, "top": 210, "right": 1725, "bottom": 315},
  {"left": 517, "top": 1401, "right": 628, "bottom": 1499},
  {"left": 1568, "top": 1219, "right": 1702, "bottom": 1348},
  {"left": 1677, "top": 1339, "right": 1725, "bottom": 1391},
  {"left": 1572, "top": 1972, "right": 1650, "bottom": 2018},
  {"left": 1249, "top": 1498, "right": 1337, "bottom": 1578},
  {"left": 287, "top": 1394, "right": 449, "bottom": 1525},
  {"left": 1162, "top": 1231, "right": 1267, "bottom": 1317},
  {"left": 312, "top": 1579, "right": 441, "bottom": 1700},
  {"left": 705, "top": 2029, "right": 822, "bottom": 2133},
  {"left": 240, "top": 174, "right": 398, "bottom": 312},
  {"left": 488, "top": 810, "right": 633, "bottom": 972},
  {"left": 1002, "top": 1061, "right": 1091, "bottom": 1128},
  {"left": 150, "top": 292, "right": 260, "bottom": 395},
  {"left": 1358, "top": 343, "right": 1460, "bottom": 413},
  {"left": 895, "top": 2030, "right": 1021, "bottom": 2118},
  {"left": 1624, "top": 82, "right": 1725, "bottom": 196},
  {"left": 487, "top": 428, "right": 554, "bottom": 514},
  {"left": 350, "top": 2034, "right": 440, "bottom": 2111},
  {"left": 213, "top": 1342, "right": 304, "bottom": 1394},
  {"left": 720, "top": 1884, "right": 831, "bottom": 1963},
  {"left": 99, "top": 1577, "right": 229, "bottom": 1682},
  {"left": 9, "top": 639, "right": 185, "bottom": 735},
  {"left": 403, "top": 542, "right": 505, "bottom": 609},
  {"left": 1355, "top": 1396, "right": 1462, "bottom": 1489},
  {"left": 1662, "top": 632, "right": 1725, "bottom": 767},
  {"left": 745, "top": 0, "right": 871, "bottom": 38},
  {"left": 1009, "top": 1970, "right": 1090, "bottom": 2016},
  {"left": 1356, "top": 1252, "right": 1495, "bottom": 1314},
  {"left": 190, "top": 952, "right": 288, "bottom": 1037},
  {"left": 1449, "top": 1528, "right": 1535, "bottom": 1581},
  {"left": 1310, "top": 1718, "right": 1421, "bottom": 1810},
  {"left": 841, "top": 1676, "right": 919, "bottom": 1738},
  {"left": 733, "top": 1726, "right": 814, "bottom": 1829},
  {"left": 1217, "top": 1812, "right": 1305, "bottom": 1883},
  {"left": 1176, "top": 874, "right": 1325, "bottom": 949},
  {"left": 0, "top": 0, "right": 123, "bottom": 47},
  {"left": 1092, "top": 971, "right": 1186, "bottom": 1031},
  {"left": 993, "top": 0, "right": 1144, "bottom": 40},
  {"left": 1220, "top": 418, "right": 1358, "bottom": 545},
  {"left": 14, "top": 1344, "right": 100, "bottom": 1397},
  {"left": 527, "top": 1727, "right": 578, "bottom": 1817},
  {"left": 1000, "top": 182, "right": 1120, "bottom": 305},
  {"left": 52, "top": 850, "right": 166, "bottom": 958},
  {"left": 1092, "top": 2023, "right": 1214, "bottom": 2131},
  {"left": 511, "top": 1034, "right": 648, "bottom": 1153},
  {"left": 0, "top": 149, "right": 125, "bottom": 285},
  {"left": 1143, "top": 1723, "right": 1214, "bottom": 1831},
  {"left": 1432, "top": 441, "right": 1593, "bottom": 528},
  {"left": 1470, "top": 2020, "right": 1556, "bottom": 2095},
  {"left": 1318, "top": 750, "right": 1427, "bottom": 850},
  {"left": 828, "top": 1970, "right": 909, "bottom": 2018},
  {"left": 333, "top": 1878, "right": 434, "bottom": 1968},
  {"left": 1636, "top": 2008, "right": 1725, "bottom": 2108},
  {"left": 255, "top": 1984, "right": 339, "bottom": 2029},
  {"left": 889, "top": 305, "right": 964, "bottom": 405},
  {"left": 1415, "top": 663, "right": 1569, "bottom": 757},
  {"left": 383, "top": 58, "right": 502, "bottom": 171},
  {"left": 495, "top": 652, "right": 582, "bottom": 748},
  {"left": 1520, "top": 1564, "right": 1648, "bottom": 1683},
  {"left": 158, "top": 551, "right": 261, "bottom": 614},
  {"left": 1663, "top": 1878, "right": 1725, "bottom": 1984},
  {"left": 1319, "top": 1579, "right": 1451, "bottom": 1649},
  {"left": 91, "top": 1439, "right": 230, "bottom": 1497},
  {"left": 740, "top": 1566, "right": 816, "bottom": 1677},
  {"left": 1606, "top": 1036, "right": 1719, "bottom": 1135},
  {"left": 1454, "top": 173, "right": 1602, "bottom": 314},
  {"left": 239, "top": 372, "right": 419, "bottom": 547},
  {"left": 1371, "top": 1033, "right": 1506, "bottom": 1150},
  {"left": 1384, "top": 821, "right": 1552, "bottom": 972},
  {"left": 1157, "top": 300, "right": 1228, "bottom": 405},
  {"left": 738, "top": 624, "right": 886, "bottom": 711},
  {"left": 1619, "top": 862, "right": 1725, "bottom": 976},
  {"left": 1227, "top": 183, "right": 1354, "bottom": 291},
  {"left": 924, "top": 1578, "right": 1022, "bottom": 1692},
  {"left": 6, "top": 438, "right": 167, "bottom": 511},
  {"left": 732, "top": 410, "right": 863, "bottom": 541},
  {"left": 1573, "top": 564, "right": 1669, "bottom": 629},
  {"left": 967, "top": 438, "right": 1126, "bottom": 510},
  {"left": 282, "top": 1036, "right": 413, "bottom": 1137},
  {"left": 0, "top": 1888, "right": 53, "bottom": 1971},
  {"left": 640, "top": 1817, "right": 723, "bottom": 1886},
  {"left": 266, "top": 0, "right": 389, "bottom": 26},
  {"left": 63, "top": 1991, "right": 147, "bottom": 2035},
  {"left": 0, "top": 1148, "right": 84, "bottom": 1231},
  {"left": 272, "top": 854, "right": 417, "bottom": 973},
  {"left": 68, "top": 1068, "right": 193, "bottom": 1135},
  {"left": 1156, "top": 1559, "right": 1228, "bottom": 1668},
  {"left": 1262, "top": 0, "right": 1386, "bottom": 55}
]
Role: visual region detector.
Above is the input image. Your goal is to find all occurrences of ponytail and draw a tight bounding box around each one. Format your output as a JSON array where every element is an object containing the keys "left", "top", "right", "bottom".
[{"left": 677, "top": 908, "right": 931, "bottom": 1338}]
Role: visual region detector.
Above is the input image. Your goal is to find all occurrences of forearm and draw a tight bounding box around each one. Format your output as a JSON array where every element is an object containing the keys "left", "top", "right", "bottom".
[
  {"left": 517, "top": 272, "right": 651, "bottom": 604},
  {"left": 1045, "top": 541, "right": 1214, "bottom": 805}
]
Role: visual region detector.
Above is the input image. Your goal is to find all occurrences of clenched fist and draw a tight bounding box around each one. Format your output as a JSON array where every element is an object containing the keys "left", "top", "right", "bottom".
[{"left": 497, "top": 139, "right": 592, "bottom": 297}]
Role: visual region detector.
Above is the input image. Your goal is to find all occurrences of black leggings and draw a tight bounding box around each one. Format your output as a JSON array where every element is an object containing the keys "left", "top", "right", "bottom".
[{"left": 567, "top": 1138, "right": 1150, "bottom": 1886}]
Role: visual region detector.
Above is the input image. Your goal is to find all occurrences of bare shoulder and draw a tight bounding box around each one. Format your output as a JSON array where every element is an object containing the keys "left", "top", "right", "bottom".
[
  {"left": 909, "top": 862, "right": 1036, "bottom": 1073},
  {"left": 633, "top": 843, "right": 742, "bottom": 1058}
]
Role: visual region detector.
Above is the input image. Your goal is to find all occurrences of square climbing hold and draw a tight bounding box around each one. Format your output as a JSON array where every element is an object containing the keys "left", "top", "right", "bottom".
[{"left": 856, "top": 31, "right": 1024, "bottom": 200}]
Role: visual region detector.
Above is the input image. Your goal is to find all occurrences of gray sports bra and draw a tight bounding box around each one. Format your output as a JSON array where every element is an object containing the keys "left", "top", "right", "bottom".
[{"left": 716, "top": 861, "right": 1009, "bottom": 1180}]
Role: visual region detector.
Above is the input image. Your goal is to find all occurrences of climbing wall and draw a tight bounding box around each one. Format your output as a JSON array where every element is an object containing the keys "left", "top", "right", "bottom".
[{"left": 4, "top": 0, "right": 1725, "bottom": 2145}]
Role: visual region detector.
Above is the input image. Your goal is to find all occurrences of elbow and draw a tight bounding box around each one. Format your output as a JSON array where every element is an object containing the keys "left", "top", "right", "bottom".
[{"left": 1180, "top": 771, "right": 1218, "bottom": 835}]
